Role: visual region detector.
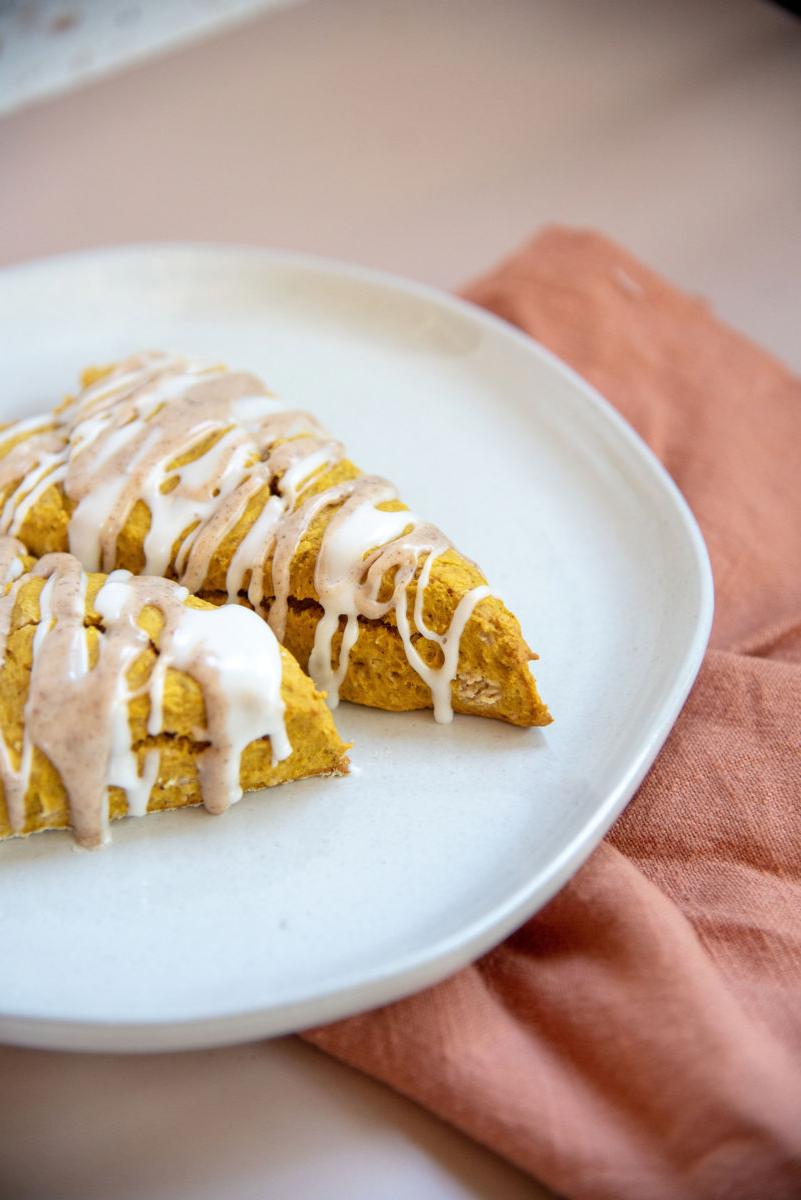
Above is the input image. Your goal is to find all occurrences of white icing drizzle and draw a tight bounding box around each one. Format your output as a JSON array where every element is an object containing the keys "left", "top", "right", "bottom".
[
  {"left": 0, "top": 352, "right": 495, "bottom": 723},
  {"left": 308, "top": 486, "right": 413, "bottom": 709},
  {"left": 302, "top": 477, "right": 495, "bottom": 720},
  {"left": 0, "top": 543, "right": 290, "bottom": 846},
  {"left": 0, "top": 536, "right": 27, "bottom": 585},
  {"left": 3, "top": 455, "right": 68, "bottom": 536},
  {"left": 0, "top": 418, "right": 66, "bottom": 538},
  {"left": 224, "top": 491, "right": 284, "bottom": 608}
]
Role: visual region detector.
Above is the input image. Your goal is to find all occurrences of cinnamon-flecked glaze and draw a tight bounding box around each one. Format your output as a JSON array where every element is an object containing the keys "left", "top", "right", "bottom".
[
  {"left": 0, "top": 542, "right": 349, "bottom": 847},
  {"left": 0, "top": 354, "right": 550, "bottom": 727}
]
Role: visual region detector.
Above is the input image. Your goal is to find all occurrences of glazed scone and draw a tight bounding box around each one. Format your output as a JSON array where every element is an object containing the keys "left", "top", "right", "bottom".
[
  {"left": 0, "top": 354, "right": 551, "bottom": 728},
  {"left": 0, "top": 542, "right": 349, "bottom": 847}
]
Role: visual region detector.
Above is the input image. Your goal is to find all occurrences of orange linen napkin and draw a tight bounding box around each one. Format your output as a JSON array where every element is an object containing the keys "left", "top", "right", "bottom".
[{"left": 305, "top": 228, "right": 801, "bottom": 1200}]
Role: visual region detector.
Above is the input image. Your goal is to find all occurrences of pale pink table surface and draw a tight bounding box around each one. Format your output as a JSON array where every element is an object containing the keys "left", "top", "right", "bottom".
[{"left": 1, "top": 2, "right": 800, "bottom": 1198}]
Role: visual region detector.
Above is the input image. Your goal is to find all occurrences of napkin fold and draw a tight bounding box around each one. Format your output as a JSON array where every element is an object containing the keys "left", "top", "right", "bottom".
[{"left": 304, "top": 228, "right": 801, "bottom": 1200}]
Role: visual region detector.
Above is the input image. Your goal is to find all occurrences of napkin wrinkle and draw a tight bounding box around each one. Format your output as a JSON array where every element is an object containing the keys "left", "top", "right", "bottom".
[{"left": 305, "top": 227, "right": 801, "bottom": 1200}]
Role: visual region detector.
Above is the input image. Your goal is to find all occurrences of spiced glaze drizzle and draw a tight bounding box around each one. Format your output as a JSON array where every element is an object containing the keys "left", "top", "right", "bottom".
[
  {"left": 0, "top": 541, "right": 290, "bottom": 846},
  {"left": 0, "top": 353, "right": 493, "bottom": 722}
]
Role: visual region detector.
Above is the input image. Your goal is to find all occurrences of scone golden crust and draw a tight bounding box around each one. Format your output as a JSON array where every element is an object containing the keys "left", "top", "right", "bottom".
[
  {"left": 0, "top": 354, "right": 551, "bottom": 728},
  {"left": 0, "top": 549, "right": 349, "bottom": 846}
]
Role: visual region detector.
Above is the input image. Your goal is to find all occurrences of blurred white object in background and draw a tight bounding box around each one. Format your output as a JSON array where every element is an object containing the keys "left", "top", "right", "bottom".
[
  {"left": 2, "top": 0, "right": 799, "bottom": 368},
  {"left": 0, "top": 0, "right": 303, "bottom": 116}
]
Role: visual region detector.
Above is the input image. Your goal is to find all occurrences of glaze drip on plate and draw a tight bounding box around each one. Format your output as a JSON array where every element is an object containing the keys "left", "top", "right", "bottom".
[
  {"left": 0, "top": 541, "right": 290, "bottom": 847},
  {"left": 0, "top": 353, "right": 493, "bottom": 722}
]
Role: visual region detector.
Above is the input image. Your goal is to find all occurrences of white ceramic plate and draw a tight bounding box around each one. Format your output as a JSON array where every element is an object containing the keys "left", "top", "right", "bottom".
[{"left": 0, "top": 245, "right": 712, "bottom": 1052}]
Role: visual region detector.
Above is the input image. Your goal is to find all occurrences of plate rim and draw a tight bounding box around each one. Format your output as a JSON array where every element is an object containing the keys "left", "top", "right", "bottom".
[{"left": 0, "top": 242, "right": 714, "bottom": 1052}]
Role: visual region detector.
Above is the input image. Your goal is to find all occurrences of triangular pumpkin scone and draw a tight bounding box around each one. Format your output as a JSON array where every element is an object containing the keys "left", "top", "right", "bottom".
[
  {"left": 0, "top": 538, "right": 349, "bottom": 847},
  {"left": 0, "top": 353, "right": 551, "bottom": 727}
]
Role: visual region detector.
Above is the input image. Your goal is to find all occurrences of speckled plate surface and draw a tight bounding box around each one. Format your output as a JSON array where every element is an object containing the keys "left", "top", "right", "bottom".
[{"left": 0, "top": 245, "right": 713, "bottom": 1051}]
